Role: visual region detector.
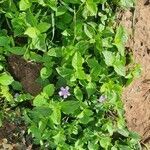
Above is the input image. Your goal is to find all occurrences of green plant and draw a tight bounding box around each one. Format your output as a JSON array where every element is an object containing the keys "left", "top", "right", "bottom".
[{"left": 0, "top": 0, "right": 141, "bottom": 149}]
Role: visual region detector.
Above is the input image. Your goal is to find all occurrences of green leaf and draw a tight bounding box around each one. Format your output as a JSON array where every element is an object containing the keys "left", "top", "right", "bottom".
[
  {"left": 0, "top": 64, "right": 3, "bottom": 71},
  {"left": 114, "top": 60, "right": 126, "bottom": 76},
  {"left": 114, "top": 25, "right": 127, "bottom": 56},
  {"left": 75, "top": 69, "right": 86, "bottom": 80},
  {"left": 19, "top": 0, "right": 31, "bottom": 11},
  {"left": 58, "top": 12, "right": 73, "bottom": 25},
  {"left": 109, "top": 52, "right": 126, "bottom": 76},
  {"left": 87, "top": 58, "right": 100, "bottom": 68},
  {"left": 91, "top": 67, "right": 101, "bottom": 81},
  {"left": 74, "top": 86, "right": 83, "bottom": 101},
  {"left": 119, "top": 0, "right": 135, "bottom": 8},
  {"left": 24, "top": 27, "right": 40, "bottom": 38},
  {"left": 50, "top": 104, "right": 61, "bottom": 125},
  {"left": 26, "top": 10, "right": 37, "bottom": 26},
  {"left": 30, "top": 34, "right": 47, "bottom": 51},
  {"left": 61, "top": 101, "right": 80, "bottom": 115},
  {"left": 131, "top": 64, "right": 141, "bottom": 78},
  {"left": 0, "top": 86, "right": 13, "bottom": 101},
  {"left": 86, "top": 0, "right": 98, "bottom": 16},
  {"left": 103, "top": 51, "right": 115, "bottom": 66},
  {"left": 62, "top": 30, "right": 70, "bottom": 36},
  {"left": 87, "top": 58, "right": 102, "bottom": 80},
  {"left": 56, "top": 67, "right": 74, "bottom": 79},
  {"left": 105, "top": 121, "right": 114, "bottom": 136},
  {"left": 117, "top": 129, "right": 129, "bottom": 137},
  {"left": 46, "top": 0, "right": 57, "bottom": 11},
  {"left": 28, "top": 125, "right": 41, "bottom": 140},
  {"left": 43, "top": 84, "right": 55, "bottom": 97},
  {"left": 75, "top": 40, "right": 89, "bottom": 55},
  {"left": 0, "top": 73, "right": 14, "bottom": 85},
  {"left": 38, "top": 119, "right": 47, "bottom": 132},
  {"left": 88, "top": 141, "right": 99, "bottom": 150},
  {"left": 102, "top": 37, "right": 113, "bottom": 48},
  {"left": 72, "top": 52, "right": 83, "bottom": 70},
  {"left": 118, "top": 145, "right": 131, "bottom": 150},
  {"left": 29, "top": 52, "right": 43, "bottom": 62},
  {"left": 84, "top": 24, "right": 94, "bottom": 39},
  {"left": 100, "top": 137, "right": 111, "bottom": 149},
  {"left": 53, "top": 131, "right": 66, "bottom": 145},
  {"left": 95, "top": 0, "right": 107, "bottom": 4},
  {"left": 111, "top": 146, "right": 118, "bottom": 150},
  {"left": 86, "top": 82, "right": 96, "bottom": 98},
  {"left": 11, "top": 81, "right": 22, "bottom": 91},
  {"left": 56, "top": 6, "right": 67, "bottom": 16},
  {"left": 47, "top": 47, "right": 62, "bottom": 57},
  {"left": 29, "top": 107, "right": 52, "bottom": 120},
  {"left": 77, "top": 109, "right": 94, "bottom": 124},
  {"left": 42, "top": 55, "right": 53, "bottom": 66},
  {"left": 37, "top": 0, "right": 46, "bottom": 6},
  {"left": 129, "top": 131, "right": 140, "bottom": 140},
  {"left": 33, "top": 94, "right": 48, "bottom": 107},
  {"left": 40, "top": 67, "right": 52, "bottom": 79},
  {"left": 37, "top": 22, "right": 51, "bottom": 33},
  {"left": 62, "top": 0, "right": 80, "bottom": 4},
  {"left": 84, "top": 109, "right": 93, "bottom": 116},
  {"left": 0, "top": 112, "right": 3, "bottom": 127},
  {"left": 96, "top": 37, "right": 103, "bottom": 52},
  {"left": 7, "top": 47, "right": 26, "bottom": 55},
  {"left": 14, "top": 93, "right": 32, "bottom": 103},
  {"left": 0, "top": 36, "right": 10, "bottom": 47},
  {"left": 72, "top": 52, "right": 86, "bottom": 79}
]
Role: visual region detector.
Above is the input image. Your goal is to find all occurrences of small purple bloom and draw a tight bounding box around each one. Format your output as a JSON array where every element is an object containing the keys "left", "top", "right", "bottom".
[
  {"left": 59, "top": 86, "right": 71, "bottom": 99},
  {"left": 98, "top": 95, "right": 107, "bottom": 103}
]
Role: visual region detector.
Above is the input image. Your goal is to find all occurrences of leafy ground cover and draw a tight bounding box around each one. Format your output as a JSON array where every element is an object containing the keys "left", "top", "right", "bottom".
[{"left": 0, "top": 0, "right": 142, "bottom": 149}]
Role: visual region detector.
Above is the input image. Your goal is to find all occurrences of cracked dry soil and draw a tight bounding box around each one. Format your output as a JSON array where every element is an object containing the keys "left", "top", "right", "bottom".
[{"left": 122, "top": 0, "right": 150, "bottom": 143}]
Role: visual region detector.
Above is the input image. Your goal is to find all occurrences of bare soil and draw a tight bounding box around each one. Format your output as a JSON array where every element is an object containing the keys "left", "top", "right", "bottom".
[
  {"left": 0, "top": 121, "right": 29, "bottom": 150},
  {"left": 7, "top": 55, "right": 42, "bottom": 96},
  {"left": 121, "top": 0, "right": 150, "bottom": 143}
]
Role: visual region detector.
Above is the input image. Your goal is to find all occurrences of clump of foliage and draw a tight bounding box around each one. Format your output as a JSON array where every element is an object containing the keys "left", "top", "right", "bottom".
[{"left": 0, "top": 0, "right": 141, "bottom": 149}]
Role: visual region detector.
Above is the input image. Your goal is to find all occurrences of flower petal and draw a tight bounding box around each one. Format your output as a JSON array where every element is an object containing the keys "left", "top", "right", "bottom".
[
  {"left": 59, "top": 91, "right": 63, "bottom": 96},
  {"left": 61, "top": 87, "right": 65, "bottom": 91},
  {"left": 63, "top": 95, "right": 68, "bottom": 99},
  {"left": 67, "top": 93, "right": 71, "bottom": 96}
]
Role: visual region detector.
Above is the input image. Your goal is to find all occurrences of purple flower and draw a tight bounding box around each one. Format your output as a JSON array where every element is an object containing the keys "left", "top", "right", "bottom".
[
  {"left": 98, "top": 95, "right": 107, "bottom": 103},
  {"left": 59, "top": 86, "right": 71, "bottom": 99}
]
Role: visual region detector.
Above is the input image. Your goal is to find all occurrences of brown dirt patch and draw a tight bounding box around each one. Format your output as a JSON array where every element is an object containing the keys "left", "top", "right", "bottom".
[
  {"left": 121, "top": 0, "right": 150, "bottom": 142},
  {"left": 0, "top": 121, "right": 36, "bottom": 150},
  {"left": 7, "top": 55, "right": 42, "bottom": 96}
]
